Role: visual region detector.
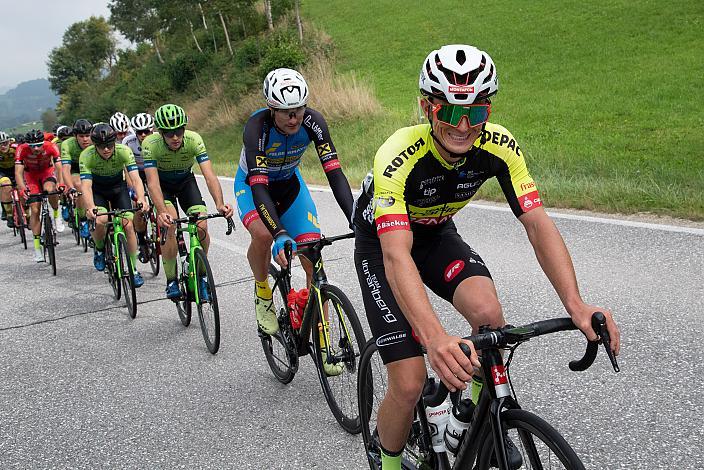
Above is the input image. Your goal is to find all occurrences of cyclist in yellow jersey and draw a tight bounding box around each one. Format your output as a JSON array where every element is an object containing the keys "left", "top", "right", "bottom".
[{"left": 351, "top": 45, "right": 621, "bottom": 469}]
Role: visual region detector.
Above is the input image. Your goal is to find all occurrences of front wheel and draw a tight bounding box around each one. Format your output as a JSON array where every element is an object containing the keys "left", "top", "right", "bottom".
[
  {"left": 175, "top": 257, "right": 192, "bottom": 327},
  {"left": 104, "top": 236, "right": 121, "bottom": 300},
  {"left": 14, "top": 199, "right": 27, "bottom": 250},
  {"left": 117, "top": 233, "right": 137, "bottom": 319},
  {"left": 313, "top": 284, "right": 366, "bottom": 434},
  {"left": 43, "top": 211, "right": 56, "bottom": 276},
  {"left": 194, "top": 248, "right": 220, "bottom": 354},
  {"left": 475, "top": 409, "right": 585, "bottom": 470}
]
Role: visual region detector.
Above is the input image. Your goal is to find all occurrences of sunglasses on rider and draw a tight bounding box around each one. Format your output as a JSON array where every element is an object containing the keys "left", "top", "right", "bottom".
[
  {"left": 431, "top": 102, "right": 491, "bottom": 128},
  {"left": 160, "top": 127, "right": 185, "bottom": 139},
  {"left": 28, "top": 142, "right": 44, "bottom": 149},
  {"left": 136, "top": 129, "right": 152, "bottom": 136},
  {"left": 273, "top": 106, "right": 306, "bottom": 119}
]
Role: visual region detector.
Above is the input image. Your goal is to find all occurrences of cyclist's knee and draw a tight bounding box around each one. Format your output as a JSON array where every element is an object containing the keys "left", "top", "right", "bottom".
[
  {"left": 248, "top": 219, "right": 273, "bottom": 245},
  {"left": 386, "top": 358, "right": 427, "bottom": 409}
]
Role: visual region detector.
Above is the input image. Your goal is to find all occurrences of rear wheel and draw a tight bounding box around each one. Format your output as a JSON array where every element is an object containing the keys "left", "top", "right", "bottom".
[
  {"left": 43, "top": 210, "right": 56, "bottom": 276},
  {"left": 117, "top": 233, "right": 137, "bottom": 319},
  {"left": 175, "top": 257, "right": 192, "bottom": 327},
  {"left": 476, "top": 409, "right": 585, "bottom": 470},
  {"left": 313, "top": 284, "right": 366, "bottom": 434},
  {"left": 259, "top": 263, "right": 298, "bottom": 384},
  {"left": 194, "top": 248, "right": 220, "bottom": 354},
  {"left": 14, "top": 199, "right": 27, "bottom": 250}
]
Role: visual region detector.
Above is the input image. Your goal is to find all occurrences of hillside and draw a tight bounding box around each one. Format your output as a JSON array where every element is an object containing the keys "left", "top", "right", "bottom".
[
  {"left": 0, "top": 79, "right": 58, "bottom": 129},
  {"left": 301, "top": 0, "right": 704, "bottom": 219}
]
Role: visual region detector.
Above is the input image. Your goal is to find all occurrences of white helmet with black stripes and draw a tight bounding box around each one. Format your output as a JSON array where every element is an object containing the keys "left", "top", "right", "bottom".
[{"left": 263, "top": 68, "right": 309, "bottom": 109}]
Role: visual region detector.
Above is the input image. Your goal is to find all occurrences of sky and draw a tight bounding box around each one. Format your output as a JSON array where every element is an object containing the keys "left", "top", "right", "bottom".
[{"left": 0, "top": 0, "right": 117, "bottom": 91}]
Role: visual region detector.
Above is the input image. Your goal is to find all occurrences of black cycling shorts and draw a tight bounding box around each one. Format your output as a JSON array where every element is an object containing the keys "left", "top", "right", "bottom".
[
  {"left": 93, "top": 182, "right": 132, "bottom": 213},
  {"left": 71, "top": 161, "right": 80, "bottom": 175},
  {"left": 161, "top": 173, "right": 206, "bottom": 215},
  {"left": 354, "top": 220, "right": 492, "bottom": 365}
]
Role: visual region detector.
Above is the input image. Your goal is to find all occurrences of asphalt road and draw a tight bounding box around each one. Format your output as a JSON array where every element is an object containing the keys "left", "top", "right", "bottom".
[{"left": 1, "top": 176, "right": 702, "bottom": 469}]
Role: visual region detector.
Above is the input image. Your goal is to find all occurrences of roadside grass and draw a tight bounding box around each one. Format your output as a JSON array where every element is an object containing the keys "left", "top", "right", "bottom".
[{"left": 301, "top": 0, "right": 704, "bottom": 219}]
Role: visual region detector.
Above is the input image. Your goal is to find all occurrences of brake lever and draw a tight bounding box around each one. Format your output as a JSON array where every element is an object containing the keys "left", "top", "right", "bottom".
[
  {"left": 225, "top": 216, "right": 235, "bottom": 236},
  {"left": 594, "top": 313, "right": 620, "bottom": 373}
]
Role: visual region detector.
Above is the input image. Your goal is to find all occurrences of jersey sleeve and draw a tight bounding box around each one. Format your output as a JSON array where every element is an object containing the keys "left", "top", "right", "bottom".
[
  {"left": 142, "top": 136, "right": 157, "bottom": 170},
  {"left": 372, "top": 128, "right": 422, "bottom": 234},
  {"left": 48, "top": 142, "right": 61, "bottom": 164},
  {"left": 191, "top": 132, "right": 209, "bottom": 164},
  {"left": 242, "top": 110, "right": 270, "bottom": 185},
  {"left": 302, "top": 109, "right": 342, "bottom": 174},
  {"left": 14, "top": 146, "right": 26, "bottom": 165},
  {"left": 119, "top": 145, "right": 139, "bottom": 172},
  {"left": 482, "top": 125, "right": 543, "bottom": 217},
  {"left": 60, "top": 139, "right": 72, "bottom": 165},
  {"left": 79, "top": 149, "right": 92, "bottom": 180}
]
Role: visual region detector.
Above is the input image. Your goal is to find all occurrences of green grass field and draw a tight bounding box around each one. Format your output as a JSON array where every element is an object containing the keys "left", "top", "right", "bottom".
[{"left": 293, "top": 0, "right": 704, "bottom": 219}]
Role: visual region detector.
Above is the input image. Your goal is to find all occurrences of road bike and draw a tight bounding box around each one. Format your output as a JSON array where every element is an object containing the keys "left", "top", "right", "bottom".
[
  {"left": 260, "top": 233, "right": 366, "bottom": 434},
  {"left": 0, "top": 183, "right": 28, "bottom": 250},
  {"left": 165, "top": 212, "right": 234, "bottom": 354},
  {"left": 27, "top": 189, "right": 64, "bottom": 276},
  {"left": 64, "top": 189, "right": 87, "bottom": 252},
  {"left": 358, "top": 312, "right": 620, "bottom": 469},
  {"left": 91, "top": 206, "right": 141, "bottom": 318}
]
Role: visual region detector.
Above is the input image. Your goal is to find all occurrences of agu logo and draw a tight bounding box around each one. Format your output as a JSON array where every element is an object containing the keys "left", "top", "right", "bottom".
[{"left": 444, "top": 260, "right": 465, "bottom": 282}]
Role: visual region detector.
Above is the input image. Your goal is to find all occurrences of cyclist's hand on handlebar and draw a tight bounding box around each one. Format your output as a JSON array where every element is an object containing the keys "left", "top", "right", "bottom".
[
  {"left": 87, "top": 207, "right": 98, "bottom": 221},
  {"left": 157, "top": 212, "right": 173, "bottom": 229},
  {"left": 272, "top": 233, "right": 296, "bottom": 268},
  {"left": 426, "top": 333, "right": 480, "bottom": 393},
  {"left": 138, "top": 198, "right": 149, "bottom": 213},
  {"left": 217, "top": 203, "right": 234, "bottom": 219},
  {"left": 571, "top": 303, "right": 620, "bottom": 356}
]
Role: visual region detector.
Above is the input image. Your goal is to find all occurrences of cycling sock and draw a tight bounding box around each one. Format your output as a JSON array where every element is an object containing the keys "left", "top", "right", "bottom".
[
  {"left": 255, "top": 279, "right": 272, "bottom": 299},
  {"left": 95, "top": 238, "right": 105, "bottom": 250},
  {"left": 164, "top": 258, "right": 176, "bottom": 280},
  {"left": 77, "top": 207, "right": 86, "bottom": 219},
  {"left": 380, "top": 442, "right": 403, "bottom": 470},
  {"left": 2, "top": 202, "right": 11, "bottom": 214},
  {"left": 130, "top": 253, "right": 137, "bottom": 267},
  {"left": 53, "top": 208, "right": 59, "bottom": 219},
  {"left": 33, "top": 236, "right": 41, "bottom": 250},
  {"left": 471, "top": 375, "right": 484, "bottom": 405}
]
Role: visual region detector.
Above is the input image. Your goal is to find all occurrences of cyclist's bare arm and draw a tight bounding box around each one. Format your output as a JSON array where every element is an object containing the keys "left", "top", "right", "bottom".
[
  {"left": 81, "top": 179, "right": 97, "bottom": 218},
  {"left": 126, "top": 168, "right": 146, "bottom": 210},
  {"left": 61, "top": 163, "right": 73, "bottom": 191},
  {"left": 199, "top": 159, "right": 232, "bottom": 217},
  {"left": 519, "top": 206, "right": 620, "bottom": 354},
  {"left": 15, "top": 164, "right": 25, "bottom": 191},
  {"left": 380, "top": 229, "right": 479, "bottom": 391}
]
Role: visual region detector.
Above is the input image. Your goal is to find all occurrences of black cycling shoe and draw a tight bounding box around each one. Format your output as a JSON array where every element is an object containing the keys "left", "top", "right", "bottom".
[
  {"left": 138, "top": 244, "right": 149, "bottom": 264},
  {"left": 6, "top": 217, "right": 14, "bottom": 228},
  {"left": 490, "top": 433, "right": 523, "bottom": 470}
]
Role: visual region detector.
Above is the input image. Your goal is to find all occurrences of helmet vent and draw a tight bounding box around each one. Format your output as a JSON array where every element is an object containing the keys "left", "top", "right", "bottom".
[{"left": 456, "top": 49, "right": 466, "bottom": 65}]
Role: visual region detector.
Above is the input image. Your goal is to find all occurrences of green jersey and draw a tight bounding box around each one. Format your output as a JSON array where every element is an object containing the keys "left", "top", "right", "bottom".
[
  {"left": 61, "top": 137, "right": 88, "bottom": 165},
  {"left": 142, "top": 130, "right": 209, "bottom": 184},
  {"left": 79, "top": 144, "right": 138, "bottom": 187}
]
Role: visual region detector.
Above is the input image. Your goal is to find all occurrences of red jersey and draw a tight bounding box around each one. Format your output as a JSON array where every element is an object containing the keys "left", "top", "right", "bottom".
[{"left": 15, "top": 142, "right": 61, "bottom": 172}]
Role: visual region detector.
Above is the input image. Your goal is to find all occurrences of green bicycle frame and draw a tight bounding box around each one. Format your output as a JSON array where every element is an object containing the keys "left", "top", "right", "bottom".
[
  {"left": 107, "top": 212, "right": 135, "bottom": 278},
  {"left": 178, "top": 220, "right": 205, "bottom": 304}
]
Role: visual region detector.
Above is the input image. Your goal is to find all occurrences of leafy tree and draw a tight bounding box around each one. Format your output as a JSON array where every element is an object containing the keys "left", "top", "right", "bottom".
[
  {"left": 41, "top": 108, "right": 57, "bottom": 131},
  {"left": 47, "top": 17, "right": 116, "bottom": 95}
]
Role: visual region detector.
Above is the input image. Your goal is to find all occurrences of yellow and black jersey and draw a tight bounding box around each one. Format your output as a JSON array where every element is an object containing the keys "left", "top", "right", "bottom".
[{"left": 353, "top": 123, "right": 542, "bottom": 235}]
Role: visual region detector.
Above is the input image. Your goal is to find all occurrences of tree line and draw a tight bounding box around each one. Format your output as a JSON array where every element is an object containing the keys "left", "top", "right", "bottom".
[{"left": 48, "top": 0, "right": 307, "bottom": 125}]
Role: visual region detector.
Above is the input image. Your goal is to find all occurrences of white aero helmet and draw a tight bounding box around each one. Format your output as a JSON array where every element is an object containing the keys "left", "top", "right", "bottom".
[
  {"left": 131, "top": 113, "right": 155, "bottom": 131},
  {"left": 263, "top": 68, "right": 309, "bottom": 109},
  {"left": 0, "top": 131, "right": 9, "bottom": 142},
  {"left": 109, "top": 112, "right": 131, "bottom": 132},
  {"left": 419, "top": 45, "right": 498, "bottom": 105}
]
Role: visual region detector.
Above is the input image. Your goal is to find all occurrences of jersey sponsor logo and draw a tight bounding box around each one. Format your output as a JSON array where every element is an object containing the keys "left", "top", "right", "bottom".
[
  {"left": 491, "top": 364, "right": 508, "bottom": 385},
  {"left": 519, "top": 190, "right": 542, "bottom": 212},
  {"left": 419, "top": 175, "right": 443, "bottom": 189},
  {"left": 520, "top": 181, "right": 535, "bottom": 191},
  {"left": 256, "top": 156, "right": 267, "bottom": 167},
  {"left": 376, "top": 214, "right": 410, "bottom": 234},
  {"left": 249, "top": 175, "right": 269, "bottom": 186},
  {"left": 448, "top": 85, "right": 475, "bottom": 94},
  {"left": 444, "top": 260, "right": 465, "bottom": 282},
  {"left": 482, "top": 131, "right": 521, "bottom": 157},
  {"left": 457, "top": 169, "right": 484, "bottom": 179},
  {"left": 242, "top": 210, "right": 259, "bottom": 228},
  {"left": 376, "top": 331, "right": 407, "bottom": 348},
  {"left": 257, "top": 203, "right": 278, "bottom": 230},
  {"left": 382, "top": 137, "right": 425, "bottom": 178},
  {"left": 374, "top": 195, "right": 395, "bottom": 208},
  {"left": 417, "top": 194, "right": 441, "bottom": 205},
  {"left": 362, "top": 259, "right": 397, "bottom": 323},
  {"left": 322, "top": 159, "right": 341, "bottom": 173},
  {"left": 455, "top": 190, "right": 479, "bottom": 200},
  {"left": 316, "top": 143, "right": 332, "bottom": 156},
  {"left": 412, "top": 214, "right": 454, "bottom": 225},
  {"left": 361, "top": 198, "right": 375, "bottom": 224},
  {"left": 423, "top": 187, "right": 437, "bottom": 197},
  {"left": 456, "top": 180, "right": 483, "bottom": 190},
  {"left": 303, "top": 115, "right": 324, "bottom": 141}
]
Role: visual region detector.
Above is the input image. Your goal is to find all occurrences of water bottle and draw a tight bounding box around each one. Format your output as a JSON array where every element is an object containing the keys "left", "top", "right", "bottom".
[
  {"left": 287, "top": 288, "right": 308, "bottom": 329},
  {"left": 444, "top": 397, "right": 475, "bottom": 454},
  {"left": 425, "top": 398, "right": 451, "bottom": 453}
]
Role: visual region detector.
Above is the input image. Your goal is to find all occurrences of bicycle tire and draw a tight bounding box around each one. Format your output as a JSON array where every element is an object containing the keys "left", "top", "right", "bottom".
[
  {"left": 43, "top": 210, "right": 56, "bottom": 276},
  {"left": 475, "top": 409, "right": 585, "bottom": 470},
  {"left": 104, "top": 236, "right": 121, "bottom": 300},
  {"left": 312, "top": 284, "right": 366, "bottom": 434},
  {"left": 358, "top": 341, "right": 437, "bottom": 470},
  {"left": 148, "top": 217, "right": 160, "bottom": 276},
  {"left": 193, "top": 248, "right": 220, "bottom": 354},
  {"left": 259, "top": 263, "right": 298, "bottom": 384},
  {"left": 117, "top": 233, "right": 137, "bottom": 319},
  {"left": 70, "top": 205, "right": 80, "bottom": 245},
  {"left": 175, "top": 257, "right": 192, "bottom": 327},
  {"left": 14, "top": 199, "right": 27, "bottom": 250}
]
